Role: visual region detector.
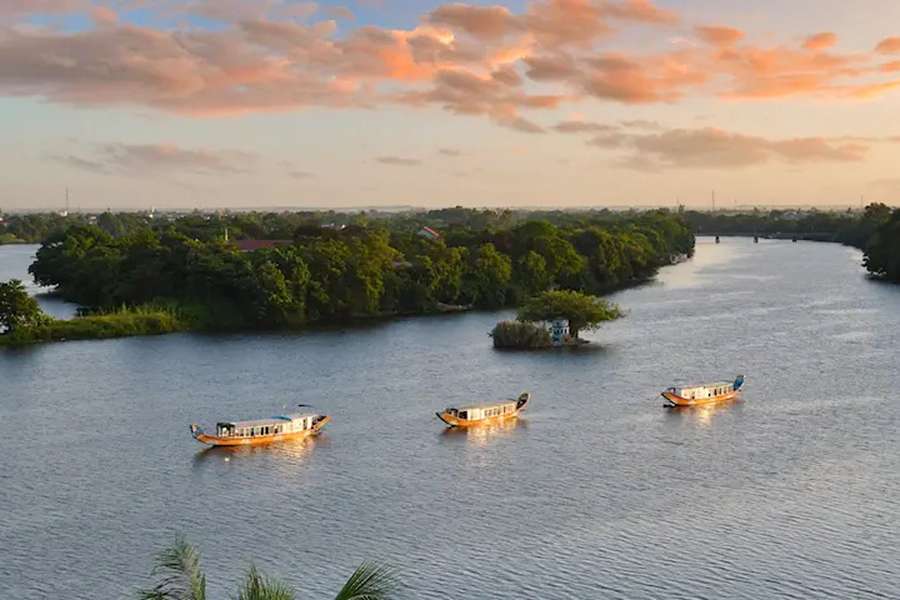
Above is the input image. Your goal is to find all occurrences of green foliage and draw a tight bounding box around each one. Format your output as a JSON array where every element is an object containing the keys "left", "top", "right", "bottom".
[
  {"left": 490, "top": 320, "right": 552, "bottom": 349},
  {"left": 24, "top": 209, "right": 692, "bottom": 336},
  {"left": 136, "top": 539, "right": 395, "bottom": 600},
  {"left": 517, "top": 290, "right": 622, "bottom": 339},
  {"left": 463, "top": 243, "right": 512, "bottom": 308},
  {"left": 0, "top": 279, "right": 49, "bottom": 333},
  {"left": 0, "top": 305, "right": 183, "bottom": 346},
  {"left": 236, "top": 566, "right": 295, "bottom": 600},
  {"left": 333, "top": 563, "right": 397, "bottom": 600},
  {"left": 137, "top": 537, "right": 206, "bottom": 600},
  {"left": 864, "top": 209, "right": 900, "bottom": 282}
]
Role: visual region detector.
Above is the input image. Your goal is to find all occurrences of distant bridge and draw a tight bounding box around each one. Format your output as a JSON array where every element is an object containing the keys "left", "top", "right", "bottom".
[{"left": 707, "top": 232, "right": 840, "bottom": 242}]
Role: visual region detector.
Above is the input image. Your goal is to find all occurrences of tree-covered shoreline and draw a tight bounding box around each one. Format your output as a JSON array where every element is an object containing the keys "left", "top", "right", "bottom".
[{"left": 2, "top": 209, "right": 693, "bottom": 345}]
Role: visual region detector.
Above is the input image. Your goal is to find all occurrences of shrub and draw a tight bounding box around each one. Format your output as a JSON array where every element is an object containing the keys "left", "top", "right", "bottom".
[{"left": 490, "top": 320, "right": 551, "bottom": 349}]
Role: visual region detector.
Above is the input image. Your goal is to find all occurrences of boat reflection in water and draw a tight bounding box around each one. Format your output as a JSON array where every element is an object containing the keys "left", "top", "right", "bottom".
[
  {"left": 192, "top": 433, "right": 321, "bottom": 469},
  {"left": 439, "top": 414, "right": 528, "bottom": 446},
  {"left": 665, "top": 396, "right": 743, "bottom": 427}
]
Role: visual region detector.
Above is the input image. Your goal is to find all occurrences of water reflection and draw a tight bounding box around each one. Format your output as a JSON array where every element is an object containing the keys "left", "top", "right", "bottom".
[
  {"left": 438, "top": 417, "right": 528, "bottom": 446},
  {"left": 665, "top": 398, "right": 743, "bottom": 427},
  {"left": 192, "top": 435, "right": 321, "bottom": 469}
]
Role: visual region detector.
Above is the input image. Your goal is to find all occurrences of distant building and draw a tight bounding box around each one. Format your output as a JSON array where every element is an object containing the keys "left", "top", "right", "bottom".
[
  {"left": 417, "top": 226, "right": 442, "bottom": 241},
  {"left": 234, "top": 239, "right": 292, "bottom": 252},
  {"left": 548, "top": 318, "right": 570, "bottom": 346}
]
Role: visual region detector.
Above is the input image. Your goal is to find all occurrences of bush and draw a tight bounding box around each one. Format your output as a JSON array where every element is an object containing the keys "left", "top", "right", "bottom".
[
  {"left": 490, "top": 320, "right": 551, "bottom": 349},
  {"left": 0, "top": 305, "right": 184, "bottom": 346}
]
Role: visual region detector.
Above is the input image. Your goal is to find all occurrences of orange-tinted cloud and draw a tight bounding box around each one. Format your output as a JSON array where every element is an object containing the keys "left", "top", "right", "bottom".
[
  {"left": 875, "top": 37, "right": 900, "bottom": 54},
  {"left": 0, "top": 0, "right": 898, "bottom": 133},
  {"left": 51, "top": 142, "right": 256, "bottom": 175},
  {"left": 696, "top": 25, "right": 744, "bottom": 46},
  {"left": 803, "top": 32, "right": 838, "bottom": 51},
  {"left": 592, "top": 127, "right": 869, "bottom": 170}
]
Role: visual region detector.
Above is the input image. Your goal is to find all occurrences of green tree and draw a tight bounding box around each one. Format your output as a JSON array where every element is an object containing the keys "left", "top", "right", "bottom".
[
  {"left": 516, "top": 250, "right": 552, "bottom": 295},
  {"left": 864, "top": 209, "right": 900, "bottom": 282},
  {"left": 517, "top": 289, "right": 622, "bottom": 339},
  {"left": 0, "top": 279, "right": 48, "bottom": 333},
  {"left": 137, "top": 538, "right": 396, "bottom": 600},
  {"left": 463, "top": 243, "right": 512, "bottom": 307}
]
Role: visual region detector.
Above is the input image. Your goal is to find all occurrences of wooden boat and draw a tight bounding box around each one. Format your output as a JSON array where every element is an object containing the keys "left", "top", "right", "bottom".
[
  {"left": 662, "top": 375, "right": 744, "bottom": 407},
  {"left": 436, "top": 393, "right": 530, "bottom": 428},
  {"left": 190, "top": 409, "right": 330, "bottom": 446}
]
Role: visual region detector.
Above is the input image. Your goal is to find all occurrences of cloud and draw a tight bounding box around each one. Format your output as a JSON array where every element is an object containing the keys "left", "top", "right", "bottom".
[
  {"left": 876, "top": 37, "right": 900, "bottom": 54},
  {"left": 50, "top": 142, "right": 256, "bottom": 175},
  {"left": 696, "top": 25, "right": 744, "bottom": 46},
  {"left": 376, "top": 156, "right": 421, "bottom": 166},
  {"left": 553, "top": 120, "right": 616, "bottom": 133},
  {"left": 438, "top": 148, "right": 462, "bottom": 156},
  {"left": 288, "top": 170, "right": 314, "bottom": 179},
  {"left": 590, "top": 126, "right": 869, "bottom": 170},
  {"left": 0, "top": 0, "right": 898, "bottom": 133},
  {"left": 803, "top": 32, "right": 838, "bottom": 51}
]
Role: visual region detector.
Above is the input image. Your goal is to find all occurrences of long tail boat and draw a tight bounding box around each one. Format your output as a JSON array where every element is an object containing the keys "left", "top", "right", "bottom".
[
  {"left": 662, "top": 375, "right": 745, "bottom": 407},
  {"left": 190, "top": 408, "right": 330, "bottom": 446},
  {"left": 436, "top": 393, "right": 530, "bottom": 428}
]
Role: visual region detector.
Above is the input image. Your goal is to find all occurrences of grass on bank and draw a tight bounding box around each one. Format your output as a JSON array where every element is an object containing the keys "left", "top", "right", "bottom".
[{"left": 0, "top": 305, "right": 185, "bottom": 346}]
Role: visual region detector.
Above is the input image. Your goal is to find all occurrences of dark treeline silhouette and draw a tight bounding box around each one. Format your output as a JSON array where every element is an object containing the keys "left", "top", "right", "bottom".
[
  {"left": 27, "top": 209, "right": 694, "bottom": 330},
  {"left": 863, "top": 209, "right": 900, "bottom": 282}
]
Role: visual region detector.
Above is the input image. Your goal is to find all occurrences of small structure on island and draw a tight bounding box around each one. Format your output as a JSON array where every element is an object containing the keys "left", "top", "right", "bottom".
[
  {"left": 417, "top": 226, "right": 442, "bottom": 241},
  {"left": 548, "top": 318, "right": 570, "bottom": 347}
]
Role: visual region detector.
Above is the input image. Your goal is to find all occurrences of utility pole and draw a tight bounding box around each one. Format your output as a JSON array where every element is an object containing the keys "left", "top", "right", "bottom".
[{"left": 711, "top": 190, "right": 716, "bottom": 212}]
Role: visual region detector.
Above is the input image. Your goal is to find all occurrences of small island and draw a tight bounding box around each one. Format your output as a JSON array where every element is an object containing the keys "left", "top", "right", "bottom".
[{"left": 491, "top": 290, "right": 622, "bottom": 349}]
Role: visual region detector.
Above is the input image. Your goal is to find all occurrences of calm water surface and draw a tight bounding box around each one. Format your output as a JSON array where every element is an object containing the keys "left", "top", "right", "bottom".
[{"left": 2, "top": 239, "right": 898, "bottom": 599}]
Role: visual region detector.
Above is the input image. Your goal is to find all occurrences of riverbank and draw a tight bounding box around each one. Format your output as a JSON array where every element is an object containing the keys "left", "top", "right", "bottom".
[{"left": 0, "top": 306, "right": 185, "bottom": 347}]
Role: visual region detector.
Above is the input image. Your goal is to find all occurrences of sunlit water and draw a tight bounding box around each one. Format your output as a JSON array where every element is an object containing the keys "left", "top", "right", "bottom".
[{"left": 1, "top": 239, "right": 898, "bottom": 599}]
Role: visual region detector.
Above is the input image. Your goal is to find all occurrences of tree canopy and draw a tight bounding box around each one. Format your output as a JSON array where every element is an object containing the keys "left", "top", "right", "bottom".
[
  {"left": 0, "top": 279, "right": 48, "bottom": 333},
  {"left": 25, "top": 209, "right": 692, "bottom": 331},
  {"left": 864, "top": 209, "right": 900, "bottom": 282},
  {"left": 517, "top": 290, "right": 622, "bottom": 339}
]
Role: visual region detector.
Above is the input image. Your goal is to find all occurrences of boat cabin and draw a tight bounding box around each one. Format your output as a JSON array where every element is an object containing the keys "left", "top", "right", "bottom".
[
  {"left": 668, "top": 382, "right": 734, "bottom": 401},
  {"left": 444, "top": 401, "right": 518, "bottom": 422},
  {"left": 215, "top": 412, "right": 317, "bottom": 439}
]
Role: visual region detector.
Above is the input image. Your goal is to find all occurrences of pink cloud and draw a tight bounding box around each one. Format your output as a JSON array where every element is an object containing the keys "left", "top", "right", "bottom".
[
  {"left": 803, "top": 32, "right": 838, "bottom": 51},
  {"left": 0, "top": 0, "right": 897, "bottom": 133},
  {"left": 593, "top": 127, "right": 869, "bottom": 170},
  {"left": 876, "top": 37, "right": 900, "bottom": 54}
]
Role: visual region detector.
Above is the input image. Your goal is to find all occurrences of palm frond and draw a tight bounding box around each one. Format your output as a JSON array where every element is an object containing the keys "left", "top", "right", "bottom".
[
  {"left": 333, "top": 563, "right": 397, "bottom": 600},
  {"left": 137, "top": 537, "right": 206, "bottom": 600},
  {"left": 235, "top": 565, "right": 296, "bottom": 600}
]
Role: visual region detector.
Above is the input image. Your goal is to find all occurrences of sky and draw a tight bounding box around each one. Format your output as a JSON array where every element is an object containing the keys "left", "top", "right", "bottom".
[{"left": 2, "top": 0, "right": 900, "bottom": 210}]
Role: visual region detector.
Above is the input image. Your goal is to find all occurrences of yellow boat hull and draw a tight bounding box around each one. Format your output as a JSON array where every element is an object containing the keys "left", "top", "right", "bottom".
[
  {"left": 662, "top": 390, "right": 740, "bottom": 407},
  {"left": 192, "top": 417, "right": 330, "bottom": 446},
  {"left": 436, "top": 411, "right": 522, "bottom": 428}
]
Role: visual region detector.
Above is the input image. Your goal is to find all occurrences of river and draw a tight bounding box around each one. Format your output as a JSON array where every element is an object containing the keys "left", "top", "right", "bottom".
[{"left": 1, "top": 239, "right": 898, "bottom": 599}]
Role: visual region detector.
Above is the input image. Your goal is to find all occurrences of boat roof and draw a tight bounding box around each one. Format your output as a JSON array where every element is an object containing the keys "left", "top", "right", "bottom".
[
  {"left": 218, "top": 413, "right": 317, "bottom": 428},
  {"left": 456, "top": 399, "right": 518, "bottom": 411},
  {"left": 677, "top": 381, "right": 733, "bottom": 389}
]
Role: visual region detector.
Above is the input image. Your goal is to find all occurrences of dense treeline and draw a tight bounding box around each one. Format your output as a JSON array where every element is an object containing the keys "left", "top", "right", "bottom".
[
  {"left": 864, "top": 209, "right": 900, "bottom": 282},
  {"left": 28, "top": 210, "right": 694, "bottom": 330}
]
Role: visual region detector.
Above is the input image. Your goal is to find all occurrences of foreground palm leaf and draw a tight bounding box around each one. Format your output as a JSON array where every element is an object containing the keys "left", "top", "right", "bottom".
[
  {"left": 137, "top": 538, "right": 206, "bottom": 600},
  {"left": 236, "top": 565, "right": 295, "bottom": 600},
  {"left": 333, "top": 563, "right": 396, "bottom": 600}
]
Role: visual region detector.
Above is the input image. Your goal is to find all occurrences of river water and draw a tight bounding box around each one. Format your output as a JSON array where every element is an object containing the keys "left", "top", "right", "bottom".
[{"left": 1, "top": 239, "right": 898, "bottom": 600}]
